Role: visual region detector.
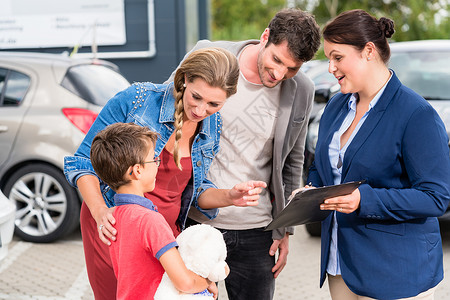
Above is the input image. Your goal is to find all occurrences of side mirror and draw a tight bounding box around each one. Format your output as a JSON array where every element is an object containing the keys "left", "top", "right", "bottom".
[
  {"left": 314, "top": 88, "right": 330, "bottom": 103},
  {"left": 314, "top": 83, "right": 340, "bottom": 104}
]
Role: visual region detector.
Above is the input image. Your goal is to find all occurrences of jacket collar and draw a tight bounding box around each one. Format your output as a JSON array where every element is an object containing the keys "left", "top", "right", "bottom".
[
  {"left": 159, "top": 82, "right": 176, "bottom": 123},
  {"left": 340, "top": 70, "right": 402, "bottom": 181},
  {"left": 317, "top": 70, "right": 402, "bottom": 184},
  {"left": 114, "top": 193, "right": 158, "bottom": 212},
  {"left": 227, "top": 39, "right": 260, "bottom": 56}
]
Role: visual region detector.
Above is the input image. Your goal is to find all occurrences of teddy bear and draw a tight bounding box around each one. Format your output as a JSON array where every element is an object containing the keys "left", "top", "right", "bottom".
[{"left": 154, "top": 224, "right": 229, "bottom": 300}]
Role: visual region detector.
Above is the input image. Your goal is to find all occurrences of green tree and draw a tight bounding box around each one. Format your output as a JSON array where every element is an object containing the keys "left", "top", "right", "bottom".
[
  {"left": 211, "top": 0, "right": 449, "bottom": 41},
  {"left": 212, "top": 0, "right": 286, "bottom": 41},
  {"left": 311, "top": 0, "right": 449, "bottom": 41},
  {"left": 210, "top": 0, "right": 449, "bottom": 59}
]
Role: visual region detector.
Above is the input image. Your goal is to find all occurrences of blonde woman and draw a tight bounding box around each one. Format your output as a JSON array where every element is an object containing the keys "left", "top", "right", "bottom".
[{"left": 64, "top": 48, "right": 266, "bottom": 300}]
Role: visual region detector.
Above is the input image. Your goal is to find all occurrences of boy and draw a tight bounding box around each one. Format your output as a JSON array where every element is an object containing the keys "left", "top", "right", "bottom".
[{"left": 90, "top": 122, "right": 214, "bottom": 299}]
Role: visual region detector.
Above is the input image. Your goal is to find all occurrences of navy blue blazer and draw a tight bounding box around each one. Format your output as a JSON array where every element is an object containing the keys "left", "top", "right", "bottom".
[{"left": 308, "top": 72, "right": 450, "bottom": 299}]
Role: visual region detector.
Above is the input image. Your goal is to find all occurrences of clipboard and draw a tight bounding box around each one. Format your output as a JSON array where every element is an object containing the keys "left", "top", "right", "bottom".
[{"left": 264, "top": 180, "right": 366, "bottom": 231}]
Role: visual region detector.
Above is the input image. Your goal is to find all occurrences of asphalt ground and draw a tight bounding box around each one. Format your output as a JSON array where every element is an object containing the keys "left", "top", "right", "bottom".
[{"left": 1, "top": 222, "right": 450, "bottom": 299}]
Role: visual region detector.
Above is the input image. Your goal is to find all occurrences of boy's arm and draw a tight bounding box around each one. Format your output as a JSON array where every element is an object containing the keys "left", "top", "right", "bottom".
[{"left": 159, "top": 248, "right": 212, "bottom": 294}]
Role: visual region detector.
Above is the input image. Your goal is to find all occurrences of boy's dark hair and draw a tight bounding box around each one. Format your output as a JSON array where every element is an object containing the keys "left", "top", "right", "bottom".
[
  {"left": 267, "top": 8, "right": 321, "bottom": 62},
  {"left": 90, "top": 122, "right": 158, "bottom": 191}
]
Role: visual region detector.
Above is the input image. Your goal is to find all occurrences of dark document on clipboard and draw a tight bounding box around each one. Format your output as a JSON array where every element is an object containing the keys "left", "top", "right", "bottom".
[{"left": 265, "top": 180, "right": 366, "bottom": 231}]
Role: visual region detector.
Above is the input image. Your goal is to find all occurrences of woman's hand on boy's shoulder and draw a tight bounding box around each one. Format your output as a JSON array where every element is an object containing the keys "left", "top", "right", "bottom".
[
  {"left": 228, "top": 180, "right": 267, "bottom": 207},
  {"left": 94, "top": 206, "right": 117, "bottom": 246}
]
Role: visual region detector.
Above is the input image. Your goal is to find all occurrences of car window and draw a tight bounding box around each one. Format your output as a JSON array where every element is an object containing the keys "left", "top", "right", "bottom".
[
  {"left": 389, "top": 51, "right": 450, "bottom": 100},
  {"left": 312, "top": 71, "right": 337, "bottom": 87},
  {"left": 304, "top": 61, "right": 338, "bottom": 88},
  {"left": 0, "top": 68, "right": 31, "bottom": 107},
  {"left": 61, "top": 64, "right": 130, "bottom": 106},
  {"left": 0, "top": 68, "right": 6, "bottom": 98}
]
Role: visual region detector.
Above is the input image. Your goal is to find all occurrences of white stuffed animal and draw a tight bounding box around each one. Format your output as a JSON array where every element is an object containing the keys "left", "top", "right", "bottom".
[{"left": 154, "top": 224, "right": 229, "bottom": 300}]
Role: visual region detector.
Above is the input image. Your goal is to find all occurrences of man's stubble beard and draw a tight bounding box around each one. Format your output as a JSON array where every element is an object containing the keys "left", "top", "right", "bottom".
[{"left": 257, "top": 49, "right": 281, "bottom": 89}]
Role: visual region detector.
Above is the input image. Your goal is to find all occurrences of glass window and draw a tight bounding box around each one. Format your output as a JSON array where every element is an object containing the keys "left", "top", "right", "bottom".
[
  {"left": 2, "top": 70, "right": 30, "bottom": 106},
  {"left": 61, "top": 64, "right": 130, "bottom": 106},
  {"left": 185, "top": 0, "right": 200, "bottom": 52},
  {"left": 0, "top": 68, "right": 7, "bottom": 103},
  {"left": 389, "top": 51, "right": 450, "bottom": 100}
]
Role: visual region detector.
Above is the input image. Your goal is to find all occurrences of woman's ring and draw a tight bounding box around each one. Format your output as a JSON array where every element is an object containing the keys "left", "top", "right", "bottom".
[
  {"left": 99, "top": 224, "right": 104, "bottom": 231},
  {"left": 339, "top": 207, "right": 343, "bottom": 212}
]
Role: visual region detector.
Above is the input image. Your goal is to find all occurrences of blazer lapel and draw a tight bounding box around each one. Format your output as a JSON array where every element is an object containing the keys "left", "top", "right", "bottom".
[
  {"left": 319, "top": 99, "right": 349, "bottom": 185},
  {"left": 274, "top": 79, "right": 295, "bottom": 163},
  {"left": 341, "top": 73, "right": 402, "bottom": 179}
]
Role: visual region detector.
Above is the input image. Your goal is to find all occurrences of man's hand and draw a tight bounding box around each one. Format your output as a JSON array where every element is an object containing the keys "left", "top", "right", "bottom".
[
  {"left": 93, "top": 206, "right": 117, "bottom": 246},
  {"left": 228, "top": 180, "right": 267, "bottom": 207},
  {"left": 270, "top": 233, "right": 290, "bottom": 278}
]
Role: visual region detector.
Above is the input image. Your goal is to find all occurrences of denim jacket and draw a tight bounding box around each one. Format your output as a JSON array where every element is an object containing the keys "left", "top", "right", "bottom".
[{"left": 64, "top": 82, "right": 221, "bottom": 230}]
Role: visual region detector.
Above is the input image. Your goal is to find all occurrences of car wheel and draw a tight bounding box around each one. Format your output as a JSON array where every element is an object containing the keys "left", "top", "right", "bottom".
[
  {"left": 3, "top": 164, "right": 80, "bottom": 243},
  {"left": 305, "top": 222, "right": 321, "bottom": 237}
]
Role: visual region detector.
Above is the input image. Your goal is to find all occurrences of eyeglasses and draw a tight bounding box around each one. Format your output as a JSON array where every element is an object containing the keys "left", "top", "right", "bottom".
[
  {"left": 143, "top": 157, "right": 161, "bottom": 167},
  {"left": 129, "top": 157, "right": 161, "bottom": 175}
]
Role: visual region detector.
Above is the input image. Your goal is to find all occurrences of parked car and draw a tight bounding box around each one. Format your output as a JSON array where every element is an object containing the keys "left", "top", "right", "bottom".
[
  {"left": 0, "top": 189, "right": 15, "bottom": 262},
  {"left": 303, "top": 40, "right": 450, "bottom": 236},
  {"left": 0, "top": 52, "right": 130, "bottom": 243},
  {"left": 302, "top": 60, "right": 339, "bottom": 123},
  {"left": 301, "top": 60, "right": 339, "bottom": 186}
]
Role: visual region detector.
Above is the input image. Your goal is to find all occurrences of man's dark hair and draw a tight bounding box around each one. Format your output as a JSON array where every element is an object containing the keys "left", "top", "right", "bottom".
[
  {"left": 267, "top": 8, "right": 321, "bottom": 62},
  {"left": 90, "top": 122, "right": 158, "bottom": 191}
]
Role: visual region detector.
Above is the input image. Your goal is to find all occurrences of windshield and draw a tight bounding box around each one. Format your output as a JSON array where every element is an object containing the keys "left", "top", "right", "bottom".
[
  {"left": 61, "top": 64, "right": 130, "bottom": 106},
  {"left": 389, "top": 51, "right": 450, "bottom": 101}
]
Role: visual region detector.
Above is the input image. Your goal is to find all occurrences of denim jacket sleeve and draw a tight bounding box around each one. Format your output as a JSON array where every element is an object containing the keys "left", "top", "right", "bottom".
[
  {"left": 179, "top": 179, "right": 218, "bottom": 226},
  {"left": 193, "top": 114, "right": 222, "bottom": 219},
  {"left": 63, "top": 84, "right": 138, "bottom": 206},
  {"left": 178, "top": 113, "right": 222, "bottom": 226},
  {"left": 64, "top": 155, "right": 99, "bottom": 188},
  {"left": 177, "top": 155, "right": 219, "bottom": 228},
  {"left": 64, "top": 155, "right": 116, "bottom": 208},
  {"left": 194, "top": 178, "right": 219, "bottom": 219}
]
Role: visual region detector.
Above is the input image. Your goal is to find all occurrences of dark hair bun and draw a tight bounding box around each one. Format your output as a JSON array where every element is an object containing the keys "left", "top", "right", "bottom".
[{"left": 379, "top": 17, "right": 395, "bottom": 38}]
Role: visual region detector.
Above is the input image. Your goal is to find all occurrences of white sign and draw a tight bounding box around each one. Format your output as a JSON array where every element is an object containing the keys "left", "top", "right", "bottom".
[{"left": 0, "top": 0, "right": 126, "bottom": 49}]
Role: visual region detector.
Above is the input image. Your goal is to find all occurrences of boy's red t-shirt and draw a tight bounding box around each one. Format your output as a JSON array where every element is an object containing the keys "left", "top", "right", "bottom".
[{"left": 109, "top": 204, "right": 177, "bottom": 299}]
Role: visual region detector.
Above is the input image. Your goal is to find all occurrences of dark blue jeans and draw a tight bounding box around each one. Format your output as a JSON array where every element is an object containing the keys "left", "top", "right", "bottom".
[{"left": 219, "top": 227, "right": 275, "bottom": 300}]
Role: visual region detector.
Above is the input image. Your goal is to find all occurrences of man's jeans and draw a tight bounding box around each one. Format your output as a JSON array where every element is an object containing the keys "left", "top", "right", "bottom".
[{"left": 219, "top": 227, "right": 275, "bottom": 300}]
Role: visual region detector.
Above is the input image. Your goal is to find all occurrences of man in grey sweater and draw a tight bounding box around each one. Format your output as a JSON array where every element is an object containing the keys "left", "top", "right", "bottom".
[{"left": 169, "top": 8, "right": 320, "bottom": 300}]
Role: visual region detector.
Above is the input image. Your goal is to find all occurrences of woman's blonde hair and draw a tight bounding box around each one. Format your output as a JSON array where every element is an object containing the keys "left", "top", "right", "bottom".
[{"left": 172, "top": 47, "right": 239, "bottom": 169}]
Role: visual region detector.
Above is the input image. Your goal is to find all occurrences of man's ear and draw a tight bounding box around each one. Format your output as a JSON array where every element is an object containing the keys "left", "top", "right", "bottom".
[{"left": 260, "top": 28, "right": 270, "bottom": 46}]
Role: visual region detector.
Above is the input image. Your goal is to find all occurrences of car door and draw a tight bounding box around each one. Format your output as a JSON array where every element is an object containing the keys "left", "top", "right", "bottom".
[{"left": 0, "top": 67, "right": 32, "bottom": 167}]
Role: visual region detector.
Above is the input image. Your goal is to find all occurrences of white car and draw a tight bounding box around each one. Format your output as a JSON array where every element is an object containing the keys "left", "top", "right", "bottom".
[{"left": 0, "top": 190, "right": 15, "bottom": 262}]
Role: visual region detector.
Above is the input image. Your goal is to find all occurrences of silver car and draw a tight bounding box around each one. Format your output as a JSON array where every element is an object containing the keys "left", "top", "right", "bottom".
[
  {"left": 0, "top": 189, "right": 15, "bottom": 261},
  {"left": 0, "top": 52, "right": 130, "bottom": 242}
]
